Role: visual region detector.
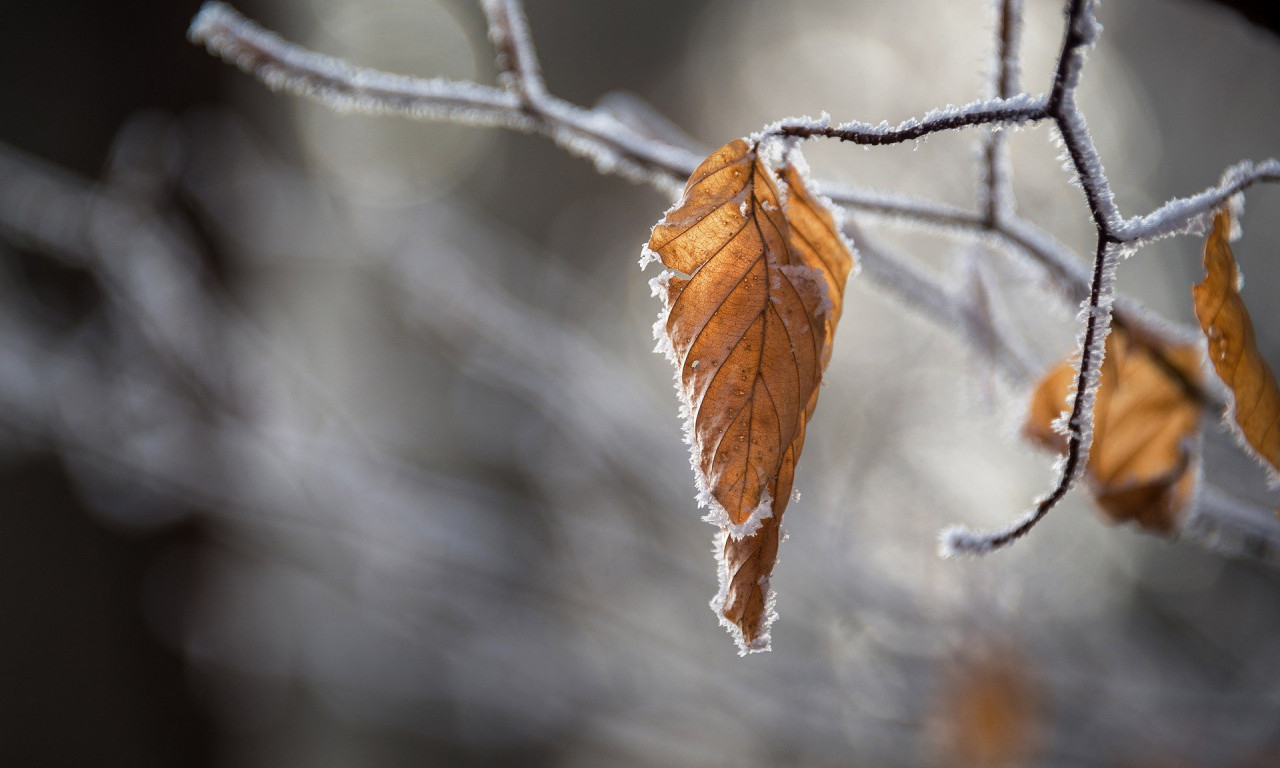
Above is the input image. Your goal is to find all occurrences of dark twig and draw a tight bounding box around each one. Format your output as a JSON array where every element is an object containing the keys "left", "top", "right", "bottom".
[
  {"left": 943, "top": 0, "right": 1121, "bottom": 554},
  {"left": 764, "top": 99, "right": 1047, "bottom": 146}
]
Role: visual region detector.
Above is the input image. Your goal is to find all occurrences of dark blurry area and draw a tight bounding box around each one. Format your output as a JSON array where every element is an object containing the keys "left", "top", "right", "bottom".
[
  {"left": 0, "top": 1, "right": 218, "bottom": 765},
  {"left": 1216, "top": 0, "right": 1280, "bottom": 36},
  {"left": 0, "top": 459, "right": 212, "bottom": 766},
  {"left": 1, "top": 0, "right": 703, "bottom": 765}
]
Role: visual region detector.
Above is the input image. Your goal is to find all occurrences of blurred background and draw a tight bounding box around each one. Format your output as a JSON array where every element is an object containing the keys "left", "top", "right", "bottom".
[{"left": 4, "top": 0, "right": 1280, "bottom": 765}]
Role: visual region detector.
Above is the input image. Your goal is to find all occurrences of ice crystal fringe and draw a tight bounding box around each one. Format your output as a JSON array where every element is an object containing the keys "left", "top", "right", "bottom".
[
  {"left": 1120, "top": 159, "right": 1280, "bottom": 244},
  {"left": 758, "top": 94, "right": 1047, "bottom": 147},
  {"left": 189, "top": 3, "right": 535, "bottom": 129}
]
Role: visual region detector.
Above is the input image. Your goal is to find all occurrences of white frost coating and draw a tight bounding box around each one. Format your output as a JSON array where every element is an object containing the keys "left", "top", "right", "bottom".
[
  {"left": 190, "top": 3, "right": 699, "bottom": 197},
  {"left": 189, "top": 3, "right": 533, "bottom": 128},
  {"left": 704, "top": 489, "right": 774, "bottom": 540},
  {"left": 1119, "top": 159, "right": 1280, "bottom": 244},
  {"left": 478, "top": 0, "right": 547, "bottom": 100},
  {"left": 760, "top": 94, "right": 1046, "bottom": 145},
  {"left": 821, "top": 182, "right": 977, "bottom": 224},
  {"left": 779, "top": 264, "right": 834, "bottom": 320},
  {"left": 708, "top": 530, "right": 778, "bottom": 655},
  {"left": 1050, "top": 0, "right": 1128, "bottom": 235},
  {"left": 1075, "top": 0, "right": 1104, "bottom": 45},
  {"left": 648, "top": 271, "right": 676, "bottom": 318},
  {"left": 1184, "top": 482, "right": 1280, "bottom": 562},
  {"left": 988, "top": 0, "right": 1024, "bottom": 97},
  {"left": 940, "top": 460, "right": 1071, "bottom": 558},
  {"left": 637, "top": 243, "right": 661, "bottom": 270},
  {"left": 939, "top": 524, "right": 999, "bottom": 558},
  {"left": 748, "top": 113, "right": 830, "bottom": 147},
  {"left": 1057, "top": 104, "right": 1123, "bottom": 230},
  {"left": 980, "top": 0, "right": 1023, "bottom": 225},
  {"left": 1065, "top": 269, "right": 1120, "bottom": 480},
  {"left": 534, "top": 96, "right": 698, "bottom": 196}
]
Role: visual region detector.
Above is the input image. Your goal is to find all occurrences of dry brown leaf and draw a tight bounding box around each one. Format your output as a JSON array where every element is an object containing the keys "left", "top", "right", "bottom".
[
  {"left": 1193, "top": 210, "right": 1280, "bottom": 495},
  {"left": 647, "top": 138, "right": 853, "bottom": 652},
  {"left": 1025, "top": 327, "right": 1202, "bottom": 533}
]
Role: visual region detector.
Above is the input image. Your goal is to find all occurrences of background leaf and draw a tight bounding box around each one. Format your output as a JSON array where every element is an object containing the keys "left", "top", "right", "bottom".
[
  {"left": 931, "top": 639, "right": 1040, "bottom": 768},
  {"left": 1024, "top": 328, "right": 1202, "bottom": 533},
  {"left": 1194, "top": 210, "right": 1280, "bottom": 495}
]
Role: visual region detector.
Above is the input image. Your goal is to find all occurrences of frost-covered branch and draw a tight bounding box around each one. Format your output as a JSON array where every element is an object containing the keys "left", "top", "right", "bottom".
[
  {"left": 761, "top": 96, "right": 1047, "bottom": 146},
  {"left": 1047, "top": 0, "right": 1123, "bottom": 231},
  {"left": 944, "top": 238, "right": 1118, "bottom": 556},
  {"left": 189, "top": 3, "right": 531, "bottom": 128},
  {"left": 188, "top": 2, "right": 699, "bottom": 193},
  {"left": 479, "top": 0, "right": 547, "bottom": 103},
  {"left": 945, "top": 0, "right": 1273, "bottom": 554},
  {"left": 943, "top": 0, "right": 1118, "bottom": 554},
  {"left": 186, "top": 1, "right": 1280, "bottom": 561},
  {"left": 980, "top": 0, "right": 1023, "bottom": 224},
  {"left": 944, "top": 0, "right": 1154, "bottom": 554},
  {"left": 183, "top": 1, "right": 1181, "bottom": 357},
  {"left": 1119, "top": 158, "right": 1280, "bottom": 243},
  {"left": 184, "top": 1, "right": 1268, "bottom": 361}
]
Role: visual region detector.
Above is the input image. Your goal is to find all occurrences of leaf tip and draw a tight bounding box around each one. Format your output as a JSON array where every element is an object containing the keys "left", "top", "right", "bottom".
[{"left": 710, "top": 530, "right": 777, "bottom": 655}]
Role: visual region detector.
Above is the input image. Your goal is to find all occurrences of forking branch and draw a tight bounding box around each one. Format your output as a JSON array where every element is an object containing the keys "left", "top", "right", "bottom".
[{"left": 189, "top": 0, "right": 1280, "bottom": 562}]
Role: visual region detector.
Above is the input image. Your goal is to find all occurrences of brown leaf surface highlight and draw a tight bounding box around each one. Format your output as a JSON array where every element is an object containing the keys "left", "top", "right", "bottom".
[
  {"left": 1193, "top": 210, "right": 1280, "bottom": 496},
  {"left": 647, "top": 138, "right": 854, "bottom": 653},
  {"left": 1025, "top": 327, "right": 1202, "bottom": 533}
]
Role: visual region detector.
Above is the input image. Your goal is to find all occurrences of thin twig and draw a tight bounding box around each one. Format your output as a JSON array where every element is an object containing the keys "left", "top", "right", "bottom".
[
  {"left": 980, "top": 0, "right": 1023, "bottom": 224},
  {"left": 1119, "top": 159, "right": 1280, "bottom": 243},
  {"left": 943, "top": 236, "right": 1116, "bottom": 555},
  {"left": 944, "top": 0, "right": 1122, "bottom": 554},
  {"left": 478, "top": 0, "right": 547, "bottom": 102},
  {"left": 763, "top": 97, "right": 1047, "bottom": 146},
  {"left": 189, "top": 2, "right": 698, "bottom": 193}
]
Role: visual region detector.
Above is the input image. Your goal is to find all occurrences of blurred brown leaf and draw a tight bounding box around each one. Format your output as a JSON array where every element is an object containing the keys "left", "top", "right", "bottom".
[
  {"left": 1193, "top": 210, "right": 1280, "bottom": 499},
  {"left": 934, "top": 641, "right": 1039, "bottom": 768},
  {"left": 647, "top": 138, "right": 853, "bottom": 650},
  {"left": 1025, "top": 328, "right": 1202, "bottom": 533}
]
